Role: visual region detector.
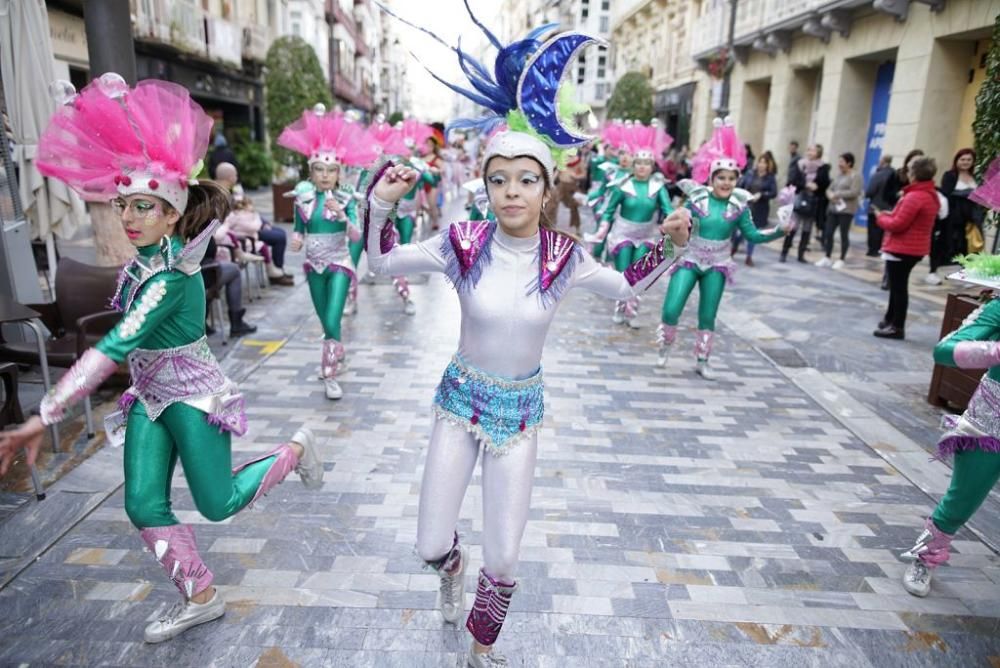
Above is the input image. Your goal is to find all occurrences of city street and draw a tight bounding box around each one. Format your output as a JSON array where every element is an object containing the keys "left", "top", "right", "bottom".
[{"left": 1, "top": 198, "right": 998, "bottom": 666}]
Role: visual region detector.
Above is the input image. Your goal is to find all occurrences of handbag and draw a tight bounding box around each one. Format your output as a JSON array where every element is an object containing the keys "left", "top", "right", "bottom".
[
  {"left": 793, "top": 190, "right": 816, "bottom": 218},
  {"left": 966, "top": 222, "right": 985, "bottom": 254}
]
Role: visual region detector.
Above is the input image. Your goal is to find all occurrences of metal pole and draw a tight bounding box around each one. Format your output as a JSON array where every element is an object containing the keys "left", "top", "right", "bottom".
[
  {"left": 718, "top": 0, "right": 738, "bottom": 118},
  {"left": 83, "top": 0, "right": 137, "bottom": 84}
]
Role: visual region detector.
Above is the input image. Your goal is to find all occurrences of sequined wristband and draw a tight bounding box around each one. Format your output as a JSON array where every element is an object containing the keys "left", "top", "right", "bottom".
[{"left": 39, "top": 348, "right": 118, "bottom": 426}]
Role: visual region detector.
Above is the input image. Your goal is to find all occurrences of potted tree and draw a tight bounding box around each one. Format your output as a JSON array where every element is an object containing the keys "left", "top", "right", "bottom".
[
  {"left": 264, "top": 36, "right": 333, "bottom": 221},
  {"left": 606, "top": 71, "right": 655, "bottom": 124}
]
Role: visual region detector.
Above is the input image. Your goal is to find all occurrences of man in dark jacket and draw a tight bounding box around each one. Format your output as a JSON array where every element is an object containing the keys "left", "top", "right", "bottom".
[{"left": 865, "top": 155, "right": 894, "bottom": 256}]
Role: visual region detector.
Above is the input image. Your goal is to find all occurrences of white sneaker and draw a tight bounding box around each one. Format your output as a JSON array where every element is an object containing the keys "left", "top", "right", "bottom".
[
  {"left": 291, "top": 427, "right": 324, "bottom": 489},
  {"left": 468, "top": 646, "right": 508, "bottom": 667},
  {"left": 324, "top": 377, "right": 343, "bottom": 400},
  {"left": 612, "top": 302, "right": 625, "bottom": 324},
  {"left": 362, "top": 271, "right": 376, "bottom": 285},
  {"left": 902, "top": 560, "right": 932, "bottom": 597},
  {"left": 695, "top": 359, "right": 716, "bottom": 380},
  {"left": 832, "top": 259, "right": 845, "bottom": 270},
  {"left": 439, "top": 545, "right": 468, "bottom": 624},
  {"left": 144, "top": 591, "right": 226, "bottom": 643},
  {"left": 403, "top": 299, "right": 417, "bottom": 316},
  {"left": 814, "top": 257, "right": 832, "bottom": 268},
  {"left": 625, "top": 317, "right": 641, "bottom": 330},
  {"left": 657, "top": 346, "right": 670, "bottom": 368},
  {"left": 344, "top": 299, "right": 357, "bottom": 316},
  {"left": 924, "top": 272, "right": 943, "bottom": 286}
]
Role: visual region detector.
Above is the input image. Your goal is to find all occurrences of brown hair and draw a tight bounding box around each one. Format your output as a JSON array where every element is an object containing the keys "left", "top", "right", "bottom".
[
  {"left": 909, "top": 156, "right": 937, "bottom": 182},
  {"left": 952, "top": 147, "right": 975, "bottom": 173},
  {"left": 166, "top": 180, "right": 232, "bottom": 241}
]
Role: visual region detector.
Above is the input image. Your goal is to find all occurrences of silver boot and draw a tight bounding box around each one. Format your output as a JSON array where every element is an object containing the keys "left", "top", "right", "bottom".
[
  {"left": 439, "top": 544, "right": 468, "bottom": 623},
  {"left": 292, "top": 427, "right": 324, "bottom": 489},
  {"left": 468, "top": 646, "right": 509, "bottom": 667},
  {"left": 902, "top": 560, "right": 932, "bottom": 598}
]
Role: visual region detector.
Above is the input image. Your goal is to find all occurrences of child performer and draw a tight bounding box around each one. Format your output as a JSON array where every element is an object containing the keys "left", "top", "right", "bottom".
[
  {"left": 278, "top": 104, "right": 377, "bottom": 399},
  {"left": 0, "top": 75, "right": 323, "bottom": 643},
  {"left": 657, "top": 117, "right": 791, "bottom": 377},
  {"left": 365, "top": 11, "right": 691, "bottom": 667}
]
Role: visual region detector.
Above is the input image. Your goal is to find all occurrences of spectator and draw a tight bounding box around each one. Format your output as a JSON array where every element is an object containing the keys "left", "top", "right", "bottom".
[
  {"left": 225, "top": 197, "right": 294, "bottom": 286},
  {"left": 733, "top": 152, "right": 777, "bottom": 267},
  {"left": 215, "top": 162, "right": 293, "bottom": 284},
  {"left": 744, "top": 143, "right": 755, "bottom": 167},
  {"left": 202, "top": 237, "right": 258, "bottom": 337},
  {"left": 780, "top": 143, "right": 830, "bottom": 263},
  {"left": 786, "top": 139, "right": 802, "bottom": 187},
  {"left": 816, "top": 152, "right": 862, "bottom": 269},
  {"left": 932, "top": 148, "right": 986, "bottom": 284},
  {"left": 864, "top": 154, "right": 894, "bottom": 256},
  {"left": 873, "top": 156, "right": 940, "bottom": 340},
  {"left": 207, "top": 132, "right": 238, "bottom": 179}
]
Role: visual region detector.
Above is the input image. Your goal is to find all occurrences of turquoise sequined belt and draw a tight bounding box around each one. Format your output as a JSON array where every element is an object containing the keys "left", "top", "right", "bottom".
[{"left": 432, "top": 355, "right": 544, "bottom": 456}]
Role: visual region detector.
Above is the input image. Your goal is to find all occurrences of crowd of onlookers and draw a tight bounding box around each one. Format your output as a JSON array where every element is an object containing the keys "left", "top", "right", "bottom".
[{"left": 200, "top": 134, "right": 298, "bottom": 339}]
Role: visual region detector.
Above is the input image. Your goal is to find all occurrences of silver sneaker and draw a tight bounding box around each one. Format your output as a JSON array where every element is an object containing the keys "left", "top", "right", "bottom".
[
  {"left": 903, "top": 560, "right": 932, "bottom": 598},
  {"left": 439, "top": 545, "right": 468, "bottom": 624},
  {"left": 144, "top": 590, "right": 225, "bottom": 643},
  {"left": 696, "top": 359, "right": 716, "bottom": 380},
  {"left": 404, "top": 298, "right": 417, "bottom": 316},
  {"left": 468, "top": 646, "right": 508, "bottom": 668},
  {"left": 292, "top": 427, "right": 324, "bottom": 489},
  {"left": 324, "top": 377, "right": 343, "bottom": 400},
  {"left": 612, "top": 301, "right": 625, "bottom": 324}
]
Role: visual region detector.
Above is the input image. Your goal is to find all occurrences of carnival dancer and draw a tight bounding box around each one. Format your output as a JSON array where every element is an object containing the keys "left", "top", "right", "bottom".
[
  {"left": 582, "top": 121, "right": 633, "bottom": 260},
  {"left": 279, "top": 104, "right": 376, "bottom": 400},
  {"left": 899, "top": 164, "right": 1000, "bottom": 598},
  {"left": 0, "top": 75, "right": 323, "bottom": 643},
  {"left": 657, "top": 117, "right": 791, "bottom": 378},
  {"left": 386, "top": 118, "right": 442, "bottom": 315},
  {"left": 586, "top": 120, "right": 673, "bottom": 327},
  {"left": 366, "top": 10, "right": 690, "bottom": 667}
]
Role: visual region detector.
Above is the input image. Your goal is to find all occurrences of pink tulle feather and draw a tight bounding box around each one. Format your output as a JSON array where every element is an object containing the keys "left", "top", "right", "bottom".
[
  {"left": 398, "top": 118, "right": 434, "bottom": 154},
  {"left": 970, "top": 156, "right": 1000, "bottom": 211},
  {"left": 37, "top": 80, "right": 209, "bottom": 201},
  {"left": 691, "top": 118, "right": 747, "bottom": 184},
  {"left": 368, "top": 120, "right": 409, "bottom": 156},
  {"left": 277, "top": 109, "right": 378, "bottom": 167},
  {"left": 620, "top": 123, "right": 673, "bottom": 171}
]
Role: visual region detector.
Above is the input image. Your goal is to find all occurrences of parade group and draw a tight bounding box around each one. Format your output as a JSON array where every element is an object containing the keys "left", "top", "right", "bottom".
[{"left": 2, "top": 7, "right": 1000, "bottom": 667}]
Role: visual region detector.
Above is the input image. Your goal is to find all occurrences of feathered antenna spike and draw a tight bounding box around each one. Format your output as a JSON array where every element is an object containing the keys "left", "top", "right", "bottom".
[
  {"left": 405, "top": 49, "right": 502, "bottom": 112},
  {"left": 462, "top": 0, "right": 503, "bottom": 50}
]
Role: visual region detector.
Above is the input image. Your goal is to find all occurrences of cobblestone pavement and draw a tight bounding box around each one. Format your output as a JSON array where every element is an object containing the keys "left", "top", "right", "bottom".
[{"left": 1, "top": 200, "right": 999, "bottom": 667}]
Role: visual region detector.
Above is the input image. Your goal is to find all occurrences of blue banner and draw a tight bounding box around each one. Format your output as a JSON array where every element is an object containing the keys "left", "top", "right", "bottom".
[{"left": 857, "top": 62, "right": 895, "bottom": 227}]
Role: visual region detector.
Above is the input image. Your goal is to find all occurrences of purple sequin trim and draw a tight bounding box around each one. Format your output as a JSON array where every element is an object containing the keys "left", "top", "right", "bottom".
[
  {"left": 441, "top": 221, "right": 495, "bottom": 294},
  {"left": 527, "top": 229, "right": 581, "bottom": 309},
  {"left": 624, "top": 237, "right": 672, "bottom": 287},
  {"left": 668, "top": 258, "right": 737, "bottom": 284},
  {"left": 361, "top": 158, "right": 396, "bottom": 251},
  {"left": 205, "top": 394, "right": 248, "bottom": 436},
  {"left": 302, "top": 262, "right": 357, "bottom": 282}
]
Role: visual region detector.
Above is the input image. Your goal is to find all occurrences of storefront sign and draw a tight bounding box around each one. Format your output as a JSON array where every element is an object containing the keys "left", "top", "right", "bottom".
[{"left": 48, "top": 9, "right": 88, "bottom": 64}]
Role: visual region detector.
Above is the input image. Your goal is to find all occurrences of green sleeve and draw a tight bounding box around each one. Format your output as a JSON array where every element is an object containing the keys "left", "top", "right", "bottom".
[
  {"left": 469, "top": 205, "right": 485, "bottom": 221},
  {"left": 737, "top": 209, "right": 783, "bottom": 243},
  {"left": 587, "top": 179, "right": 607, "bottom": 204},
  {"left": 421, "top": 170, "right": 439, "bottom": 187},
  {"left": 345, "top": 196, "right": 358, "bottom": 227},
  {"left": 95, "top": 273, "right": 185, "bottom": 363},
  {"left": 657, "top": 185, "right": 674, "bottom": 217},
  {"left": 293, "top": 204, "right": 306, "bottom": 234},
  {"left": 934, "top": 300, "right": 1000, "bottom": 367},
  {"left": 601, "top": 187, "right": 625, "bottom": 223}
]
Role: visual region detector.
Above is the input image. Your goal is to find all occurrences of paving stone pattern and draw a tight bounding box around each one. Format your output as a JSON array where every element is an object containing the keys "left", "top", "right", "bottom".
[{"left": 1, "top": 203, "right": 998, "bottom": 667}]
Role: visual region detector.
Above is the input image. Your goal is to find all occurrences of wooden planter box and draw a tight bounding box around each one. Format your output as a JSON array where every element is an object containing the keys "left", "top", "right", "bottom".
[
  {"left": 271, "top": 182, "right": 296, "bottom": 223},
  {"left": 927, "top": 292, "right": 989, "bottom": 411}
]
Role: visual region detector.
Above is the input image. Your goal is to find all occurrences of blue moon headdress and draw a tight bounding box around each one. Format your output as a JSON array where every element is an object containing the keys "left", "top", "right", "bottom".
[{"left": 374, "top": 1, "right": 605, "bottom": 167}]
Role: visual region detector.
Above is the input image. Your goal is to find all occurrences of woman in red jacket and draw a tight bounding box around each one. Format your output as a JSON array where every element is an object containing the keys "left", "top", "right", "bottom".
[{"left": 873, "top": 156, "right": 940, "bottom": 339}]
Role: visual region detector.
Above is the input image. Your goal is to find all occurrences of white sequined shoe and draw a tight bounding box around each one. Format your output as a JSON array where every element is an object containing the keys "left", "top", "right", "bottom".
[
  {"left": 612, "top": 301, "right": 625, "bottom": 324},
  {"left": 439, "top": 544, "right": 468, "bottom": 623},
  {"left": 144, "top": 590, "right": 225, "bottom": 643},
  {"left": 324, "top": 377, "right": 343, "bottom": 400},
  {"left": 902, "top": 560, "right": 932, "bottom": 598},
  {"left": 695, "top": 359, "right": 716, "bottom": 380},
  {"left": 291, "top": 427, "right": 323, "bottom": 490},
  {"left": 404, "top": 298, "right": 417, "bottom": 316},
  {"left": 468, "top": 646, "right": 508, "bottom": 667}
]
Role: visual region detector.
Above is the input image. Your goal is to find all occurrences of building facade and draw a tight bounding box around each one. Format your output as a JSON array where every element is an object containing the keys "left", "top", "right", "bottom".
[
  {"left": 611, "top": 0, "right": 702, "bottom": 148},
  {"left": 327, "top": 0, "right": 376, "bottom": 116},
  {"left": 289, "top": 0, "right": 329, "bottom": 74},
  {"left": 688, "top": 0, "right": 996, "bottom": 183}
]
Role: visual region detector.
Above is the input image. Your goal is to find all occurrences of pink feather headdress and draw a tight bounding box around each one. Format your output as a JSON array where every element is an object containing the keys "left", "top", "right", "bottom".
[
  {"left": 277, "top": 104, "right": 377, "bottom": 167},
  {"left": 600, "top": 121, "right": 627, "bottom": 151},
  {"left": 367, "top": 116, "right": 409, "bottom": 157},
  {"left": 619, "top": 121, "right": 673, "bottom": 171},
  {"left": 37, "top": 73, "right": 212, "bottom": 213},
  {"left": 397, "top": 118, "right": 435, "bottom": 156},
  {"left": 691, "top": 116, "right": 747, "bottom": 184}
]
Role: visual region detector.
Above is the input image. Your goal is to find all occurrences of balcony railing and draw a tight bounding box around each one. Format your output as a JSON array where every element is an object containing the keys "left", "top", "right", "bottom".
[
  {"left": 243, "top": 23, "right": 272, "bottom": 62},
  {"left": 132, "top": 0, "right": 209, "bottom": 58},
  {"left": 689, "top": 0, "right": 849, "bottom": 60}
]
